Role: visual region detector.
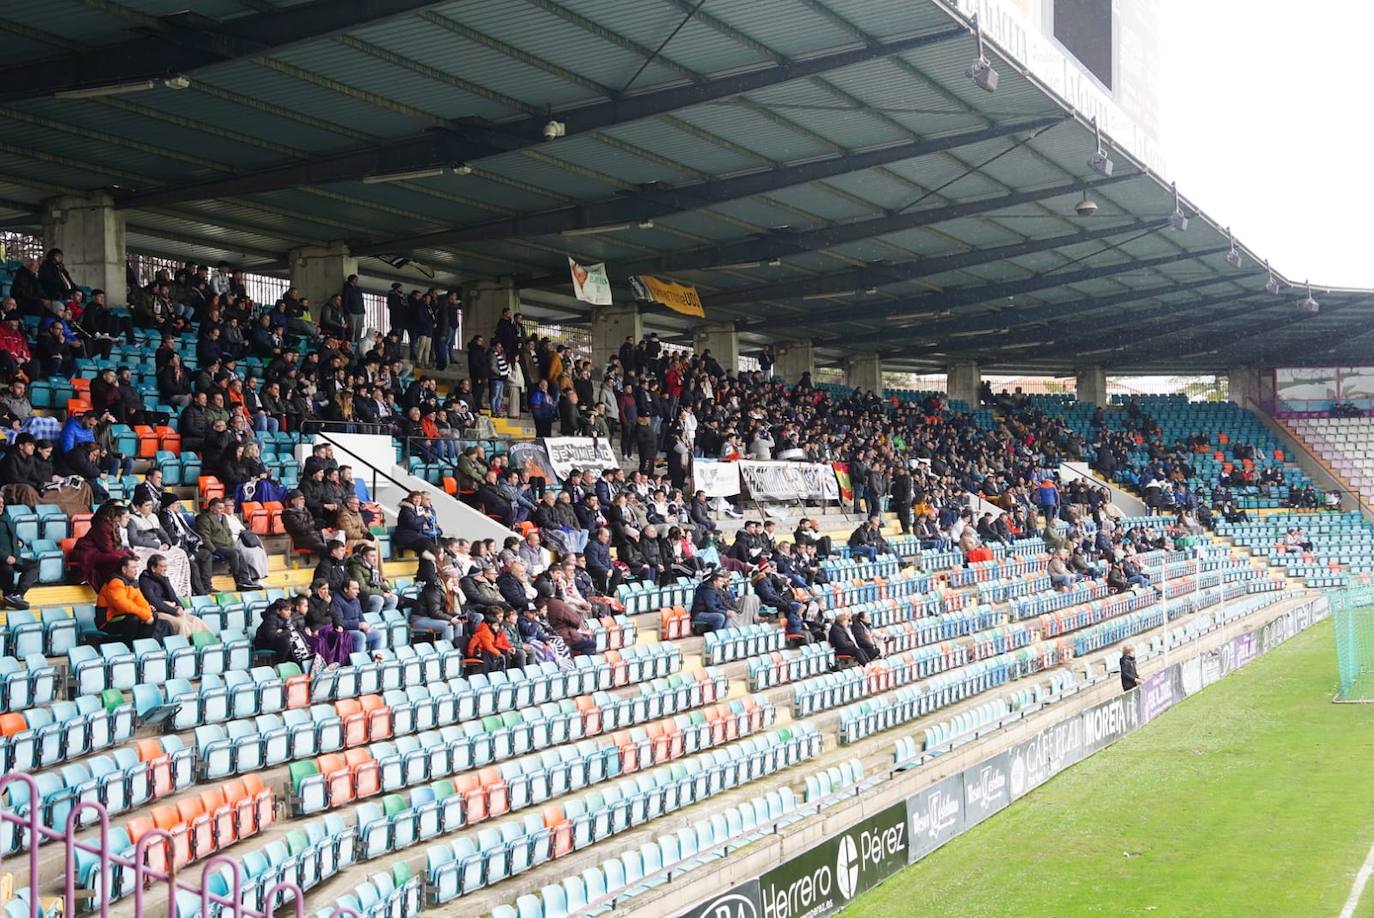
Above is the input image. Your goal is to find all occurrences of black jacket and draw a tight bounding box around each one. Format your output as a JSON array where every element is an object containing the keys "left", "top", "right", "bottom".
[
  {"left": 1120, "top": 653, "right": 1139, "bottom": 690},
  {"left": 828, "top": 622, "right": 864, "bottom": 660},
  {"left": 138, "top": 570, "right": 181, "bottom": 615},
  {"left": 313, "top": 556, "right": 349, "bottom": 595}
]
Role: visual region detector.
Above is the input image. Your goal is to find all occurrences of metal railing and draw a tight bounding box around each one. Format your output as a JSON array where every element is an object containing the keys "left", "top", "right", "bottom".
[{"left": 0, "top": 772, "right": 362, "bottom": 918}]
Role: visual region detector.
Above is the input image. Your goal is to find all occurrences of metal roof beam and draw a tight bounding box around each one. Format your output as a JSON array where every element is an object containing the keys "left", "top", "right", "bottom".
[
  {"left": 586, "top": 173, "right": 1136, "bottom": 280},
  {"left": 749, "top": 237, "right": 1208, "bottom": 337},
  {"left": 704, "top": 220, "right": 1154, "bottom": 308},
  {"left": 0, "top": 0, "right": 453, "bottom": 101},
  {"left": 357, "top": 117, "right": 1064, "bottom": 253},
  {"left": 862, "top": 274, "right": 1233, "bottom": 356},
  {"left": 115, "top": 23, "right": 970, "bottom": 210}
]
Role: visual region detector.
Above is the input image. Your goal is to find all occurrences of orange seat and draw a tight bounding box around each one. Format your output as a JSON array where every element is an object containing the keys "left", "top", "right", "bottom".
[
  {"left": 359, "top": 693, "right": 390, "bottom": 740},
  {"left": 479, "top": 766, "right": 509, "bottom": 816},
  {"left": 70, "top": 378, "right": 90, "bottom": 396},
  {"left": 156, "top": 426, "right": 181, "bottom": 454},
  {"left": 317, "top": 753, "right": 352, "bottom": 805},
  {"left": 335, "top": 698, "right": 366, "bottom": 746},
  {"left": 442, "top": 476, "right": 458, "bottom": 496},
  {"left": 574, "top": 695, "right": 601, "bottom": 736},
  {"left": 456, "top": 774, "right": 486, "bottom": 824},
  {"left": 543, "top": 805, "right": 572, "bottom": 857},
  {"left": 0, "top": 713, "right": 25, "bottom": 737},
  {"left": 132, "top": 425, "right": 159, "bottom": 458},
  {"left": 66, "top": 398, "right": 92, "bottom": 417}
]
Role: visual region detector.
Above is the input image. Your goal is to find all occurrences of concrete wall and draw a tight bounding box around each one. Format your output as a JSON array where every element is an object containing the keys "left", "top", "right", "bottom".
[
  {"left": 288, "top": 242, "right": 356, "bottom": 321},
  {"left": 42, "top": 192, "right": 126, "bottom": 305},
  {"left": 845, "top": 354, "right": 883, "bottom": 393},
  {"left": 947, "top": 361, "right": 981, "bottom": 408},
  {"left": 466, "top": 279, "right": 518, "bottom": 347},
  {"left": 591, "top": 303, "right": 641, "bottom": 374},
  {"left": 1075, "top": 366, "right": 1107, "bottom": 406},
  {"left": 694, "top": 321, "right": 739, "bottom": 374},
  {"left": 773, "top": 339, "right": 815, "bottom": 385}
]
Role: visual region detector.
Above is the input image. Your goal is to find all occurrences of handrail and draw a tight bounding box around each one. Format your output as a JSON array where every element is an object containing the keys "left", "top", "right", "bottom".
[{"left": 309, "top": 427, "right": 416, "bottom": 510}]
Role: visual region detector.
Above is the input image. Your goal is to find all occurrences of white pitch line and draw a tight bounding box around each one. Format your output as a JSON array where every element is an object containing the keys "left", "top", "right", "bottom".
[{"left": 1340, "top": 838, "right": 1374, "bottom": 918}]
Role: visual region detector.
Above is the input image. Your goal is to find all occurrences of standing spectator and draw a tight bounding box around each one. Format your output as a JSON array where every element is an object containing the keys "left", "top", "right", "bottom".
[
  {"left": 467, "top": 334, "right": 489, "bottom": 411},
  {"left": 341, "top": 274, "right": 366, "bottom": 343},
  {"left": 489, "top": 341, "right": 510, "bottom": 416},
  {"left": 1120, "top": 644, "right": 1139, "bottom": 691}
]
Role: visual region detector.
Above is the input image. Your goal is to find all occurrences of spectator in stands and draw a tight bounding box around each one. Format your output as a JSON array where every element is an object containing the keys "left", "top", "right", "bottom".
[
  {"left": 11, "top": 257, "right": 44, "bottom": 314},
  {"left": 38, "top": 248, "right": 76, "bottom": 301},
  {"left": 409, "top": 569, "right": 464, "bottom": 646},
  {"left": 516, "top": 531, "right": 548, "bottom": 577},
  {"left": 126, "top": 495, "right": 194, "bottom": 596},
  {"left": 195, "top": 497, "right": 262, "bottom": 591},
  {"left": 531, "top": 490, "right": 587, "bottom": 555},
  {"left": 848, "top": 515, "right": 889, "bottom": 563},
  {"left": 313, "top": 539, "right": 350, "bottom": 596},
  {"left": 852, "top": 609, "right": 883, "bottom": 660},
  {"left": 584, "top": 526, "right": 620, "bottom": 593},
  {"left": 0, "top": 316, "right": 34, "bottom": 382},
  {"left": 752, "top": 559, "right": 802, "bottom": 623},
  {"left": 255, "top": 598, "right": 315, "bottom": 670},
  {"left": 689, "top": 569, "right": 736, "bottom": 633},
  {"left": 543, "top": 590, "right": 596, "bottom": 656},
  {"left": 467, "top": 611, "right": 517, "bottom": 672},
  {"left": 793, "top": 518, "right": 831, "bottom": 558},
  {"left": 0, "top": 492, "right": 35, "bottom": 608},
  {"left": 333, "top": 577, "right": 379, "bottom": 654},
  {"left": 1047, "top": 548, "right": 1076, "bottom": 592},
  {"left": 349, "top": 543, "right": 398, "bottom": 615},
  {"left": 98, "top": 555, "right": 155, "bottom": 641},
  {"left": 302, "top": 583, "right": 349, "bottom": 665},
  {"left": 497, "top": 559, "right": 539, "bottom": 613},
  {"left": 829, "top": 611, "right": 873, "bottom": 665},
  {"left": 138, "top": 553, "right": 208, "bottom": 637},
  {"left": 461, "top": 563, "right": 507, "bottom": 615}
]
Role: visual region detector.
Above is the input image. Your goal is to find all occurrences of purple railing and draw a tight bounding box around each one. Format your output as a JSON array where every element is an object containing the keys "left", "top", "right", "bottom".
[{"left": 0, "top": 772, "right": 362, "bottom": 918}]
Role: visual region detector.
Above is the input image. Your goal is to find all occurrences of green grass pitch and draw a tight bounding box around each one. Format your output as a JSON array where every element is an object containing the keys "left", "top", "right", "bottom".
[{"left": 842, "top": 619, "right": 1374, "bottom": 918}]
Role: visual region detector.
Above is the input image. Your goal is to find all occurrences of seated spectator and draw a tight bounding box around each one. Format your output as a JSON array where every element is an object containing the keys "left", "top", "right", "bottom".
[
  {"left": 852, "top": 609, "right": 883, "bottom": 660},
  {"left": 394, "top": 490, "right": 440, "bottom": 559},
  {"left": 461, "top": 564, "right": 509, "bottom": 615},
  {"left": 531, "top": 490, "right": 588, "bottom": 555},
  {"left": 828, "top": 611, "right": 873, "bottom": 665},
  {"left": 138, "top": 553, "right": 209, "bottom": 637},
  {"left": 752, "top": 559, "right": 802, "bottom": 622},
  {"left": 195, "top": 497, "right": 263, "bottom": 591},
  {"left": 0, "top": 491, "right": 36, "bottom": 608},
  {"left": 542, "top": 592, "right": 596, "bottom": 656},
  {"left": 157, "top": 492, "right": 213, "bottom": 595},
  {"left": 690, "top": 569, "right": 736, "bottom": 633},
  {"left": 282, "top": 489, "right": 327, "bottom": 556},
  {"left": 793, "top": 518, "right": 832, "bottom": 558},
  {"left": 333, "top": 577, "right": 380, "bottom": 653},
  {"left": 348, "top": 543, "right": 398, "bottom": 615},
  {"left": 847, "top": 515, "right": 889, "bottom": 563},
  {"left": 475, "top": 469, "right": 515, "bottom": 525},
  {"left": 313, "top": 539, "right": 350, "bottom": 595},
  {"left": 516, "top": 530, "right": 548, "bottom": 577},
  {"left": 98, "top": 555, "right": 156, "bottom": 641},
  {"left": 408, "top": 569, "right": 465, "bottom": 646},
  {"left": 496, "top": 470, "right": 535, "bottom": 526},
  {"left": 254, "top": 598, "right": 316, "bottom": 670},
  {"left": 1048, "top": 548, "right": 1076, "bottom": 592}
]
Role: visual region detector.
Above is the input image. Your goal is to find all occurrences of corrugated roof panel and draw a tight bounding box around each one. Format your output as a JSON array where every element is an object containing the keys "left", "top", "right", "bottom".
[
  {"left": 667, "top": 106, "right": 837, "bottom": 165},
  {"left": 0, "top": 116, "right": 209, "bottom": 184},
  {"left": 205, "top": 58, "right": 432, "bottom": 137},
  {"left": 598, "top": 118, "right": 765, "bottom": 176},
  {"left": 476, "top": 149, "right": 624, "bottom": 201},
  {"left": 814, "top": 0, "right": 955, "bottom": 38},
  {"left": 757, "top": 184, "right": 883, "bottom": 223},
  {"left": 542, "top": 135, "right": 701, "bottom": 187},
  {"left": 699, "top": 1, "right": 857, "bottom": 58},
  {"left": 551, "top": 0, "right": 768, "bottom": 75},
  {"left": 433, "top": 2, "right": 675, "bottom": 94}
]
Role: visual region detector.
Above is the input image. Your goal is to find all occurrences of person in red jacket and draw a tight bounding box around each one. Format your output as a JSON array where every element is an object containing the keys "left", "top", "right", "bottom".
[{"left": 466, "top": 611, "right": 513, "bottom": 673}]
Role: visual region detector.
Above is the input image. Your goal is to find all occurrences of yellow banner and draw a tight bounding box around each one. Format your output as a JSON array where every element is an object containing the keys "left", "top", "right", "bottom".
[{"left": 635, "top": 274, "right": 705, "bottom": 318}]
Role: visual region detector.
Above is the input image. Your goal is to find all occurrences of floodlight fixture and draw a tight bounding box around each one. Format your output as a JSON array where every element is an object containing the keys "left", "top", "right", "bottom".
[{"left": 966, "top": 14, "right": 999, "bottom": 93}]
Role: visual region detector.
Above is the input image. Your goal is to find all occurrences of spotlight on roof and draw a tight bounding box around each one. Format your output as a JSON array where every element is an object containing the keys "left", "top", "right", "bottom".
[
  {"left": 452, "top": 163, "right": 473, "bottom": 176},
  {"left": 1225, "top": 227, "right": 1242, "bottom": 269},
  {"left": 1087, "top": 117, "right": 1113, "bottom": 177},
  {"left": 966, "top": 14, "right": 998, "bottom": 93},
  {"left": 163, "top": 75, "right": 191, "bottom": 91},
  {"left": 1168, "top": 182, "right": 1188, "bottom": 232},
  {"left": 543, "top": 119, "right": 566, "bottom": 140},
  {"left": 1074, "top": 192, "right": 1098, "bottom": 217},
  {"left": 1264, "top": 259, "right": 1283, "bottom": 295},
  {"left": 1297, "top": 281, "right": 1320, "bottom": 314}
]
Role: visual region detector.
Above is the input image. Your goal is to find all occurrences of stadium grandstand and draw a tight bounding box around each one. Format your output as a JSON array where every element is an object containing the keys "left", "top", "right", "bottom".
[{"left": 0, "top": 1, "right": 1363, "bottom": 918}]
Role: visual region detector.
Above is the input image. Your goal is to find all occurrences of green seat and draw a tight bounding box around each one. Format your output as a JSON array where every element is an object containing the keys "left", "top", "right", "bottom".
[
  {"left": 288, "top": 760, "right": 318, "bottom": 792},
  {"left": 392, "top": 861, "right": 413, "bottom": 885},
  {"left": 431, "top": 779, "right": 454, "bottom": 801},
  {"left": 286, "top": 829, "right": 310, "bottom": 856},
  {"left": 277, "top": 662, "right": 303, "bottom": 679},
  {"left": 215, "top": 592, "right": 239, "bottom": 606},
  {"left": 482, "top": 715, "right": 503, "bottom": 734},
  {"left": 501, "top": 711, "right": 522, "bottom": 728},
  {"left": 381, "top": 793, "right": 407, "bottom": 818},
  {"left": 191, "top": 631, "right": 219, "bottom": 649},
  {"left": 99, "top": 688, "right": 125, "bottom": 712}
]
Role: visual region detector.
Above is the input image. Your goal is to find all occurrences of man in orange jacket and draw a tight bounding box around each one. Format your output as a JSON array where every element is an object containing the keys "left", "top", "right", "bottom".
[{"left": 99, "top": 555, "right": 156, "bottom": 641}]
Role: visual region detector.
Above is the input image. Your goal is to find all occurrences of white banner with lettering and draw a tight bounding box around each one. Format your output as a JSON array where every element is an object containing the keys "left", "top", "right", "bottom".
[
  {"left": 693, "top": 460, "right": 741, "bottom": 498},
  {"left": 542, "top": 437, "right": 619, "bottom": 480},
  {"left": 737, "top": 460, "right": 840, "bottom": 502}
]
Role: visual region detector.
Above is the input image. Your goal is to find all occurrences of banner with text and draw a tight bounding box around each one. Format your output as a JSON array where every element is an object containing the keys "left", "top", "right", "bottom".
[
  {"left": 568, "top": 257, "right": 612, "bottom": 306},
  {"left": 542, "top": 437, "right": 618, "bottom": 480},
  {"left": 693, "top": 459, "right": 741, "bottom": 499},
  {"left": 631, "top": 274, "right": 705, "bottom": 318},
  {"left": 507, "top": 441, "right": 556, "bottom": 483},
  {"left": 756, "top": 802, "right": 908, "bottom": 918},
  {"left": 738, "top": 460, "right": 840, "bottom": 502}
]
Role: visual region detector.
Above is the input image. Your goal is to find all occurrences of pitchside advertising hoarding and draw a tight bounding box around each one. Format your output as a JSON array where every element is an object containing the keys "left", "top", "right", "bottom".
[{"left": 676, "top": 598, "right": 1327, "bottom": 917}]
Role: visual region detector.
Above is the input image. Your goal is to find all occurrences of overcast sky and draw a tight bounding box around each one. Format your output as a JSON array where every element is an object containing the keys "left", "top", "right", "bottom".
[{"left": 1158, "top": 2, "right": 1374, "bottom": 290}]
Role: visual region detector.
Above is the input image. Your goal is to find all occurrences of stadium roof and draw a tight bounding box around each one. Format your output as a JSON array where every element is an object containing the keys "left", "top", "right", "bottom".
[{"left": 0, "top": 0, "right": 1365, "bottom": 373}]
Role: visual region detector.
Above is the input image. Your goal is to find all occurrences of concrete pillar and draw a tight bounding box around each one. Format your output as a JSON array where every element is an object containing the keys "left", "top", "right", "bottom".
[
  {"left": 1074, "top": 365, "right": 1108, "bottom": 406},
  {"left": 845, "top": 353, "right": 883, "bottom": 394},
  {"left": 773, "top": 339, "right": 814, "bottom": 384},
  {"left": 288, "top": 241, "right": 356, "bottom": 321},
  {"left": 693, "top": 321, "right": 739, "bottom": 374},
  {"left": 590, "top": 303, "right": 641, "bottom": 374},
  {"left": 946, "top": 360, "right": 981, "bottom": 408},
  {"left": 42, "top": 192, "right": 126, "bottom": 305},
  {"left": 465, "top": 278, "right": 518, "bottom": 348},
  {"left": 1228, "top": 366, "right": 1263, "bottom": 411}
]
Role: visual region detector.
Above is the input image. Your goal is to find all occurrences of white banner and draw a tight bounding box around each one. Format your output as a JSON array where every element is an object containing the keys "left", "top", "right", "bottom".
[
  {"left": 693, "top": 460, "right": 741, "bottom": 498},
  {"left": 568, "top": 257, "right": 612, "bottom": 306},
  {"left": 542, "top": 436, "right": 618, "bottom": 480},
  {"left": 737, "top": 460, "right": 840, "bottom": 502}
]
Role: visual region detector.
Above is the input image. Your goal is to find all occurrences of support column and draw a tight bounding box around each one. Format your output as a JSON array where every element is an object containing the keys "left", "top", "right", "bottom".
[
  {"left": 1228, "top": 366, "right": 1262, "bottom": 411},
  {"left": 693, "top": 321, "right": 739, "bottom": 374},
  {"left": 845, "top": 353, "right": 883, "bottom": 394},
  {"left": 465, "top": 278, "right": 518, "bottom": 347},
  {"left": 946, "top": 360, "right": 981, "bottom": 409},
  {"left": 590, "top": 303, "right": 641, "bottom": 374},
  {"left": 41, "top": 192, "right": 126, "bottom": 305},
  {"left": 1074, "top": 365, "right": 1108, "bottom": 406},
  {"left": 289, "top": 241, "right": 356, "bottom": 321},
  {"left": 773, "top": 339, "right": 814, "bottom": 384}
]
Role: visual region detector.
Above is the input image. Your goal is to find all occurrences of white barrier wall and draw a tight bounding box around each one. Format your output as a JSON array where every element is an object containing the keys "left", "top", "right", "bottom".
[{"left": 1059, "top": 461, "right": 1150, "bottom": 516}]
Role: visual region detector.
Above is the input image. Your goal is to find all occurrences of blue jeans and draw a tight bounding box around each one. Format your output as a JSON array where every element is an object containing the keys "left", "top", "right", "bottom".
[
  {"left": 408, "top": 616, "right": 455, "bottom": 643},
  {"left": 490, "top": 379, "right": 506, "bottom": 415},
  {"left": 253, "top": 412, "right": 280, "bottom": 434},
  {"left": 348, "top": 628, "right": 384, "bottom": 653},
  {"left": 693, "top": 612, "right": 726, "bottom": 632},
  {"left": 850, "top": 544, "right": 878, "bottom": 563},
  {"left": 365, "top": 593, "right": 399, "bottom": 614},
  {"left": 1050, "top": 572, "right": 1075, "bottom": 590}
]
